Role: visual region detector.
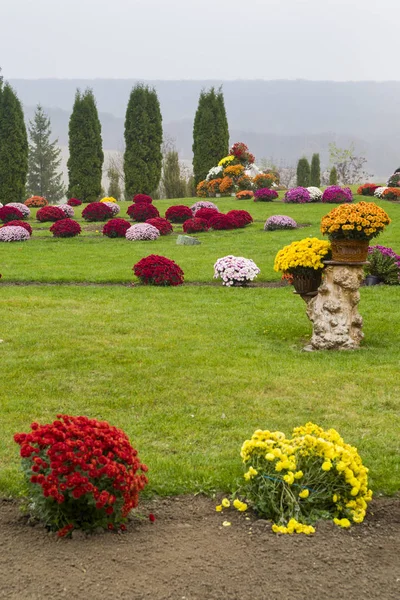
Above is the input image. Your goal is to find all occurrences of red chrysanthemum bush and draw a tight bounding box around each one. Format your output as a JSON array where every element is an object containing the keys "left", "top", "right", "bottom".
[
  {"left": 182, "top": 217, "right": 209, "bottom": 233},
  {"left": 145, "top": 217, "right": 173, "bottom": 235},
  {"left": 50, "top": 219, "right": 82, "bottom": 238},
  {"left": 82, "top": 202, "right": 113, "bottom": 222},
  {"left": 36, "top": 206, "right": 66, "bottom": 222},
  {"left": 226, "top": 210, "right": 253, "bottom": 228},
  {"left": 14, "top": 415, "right": 148, "bottom": 535},
  {"left": 165, "top": 205, "right": 192, "bottom": 223},
  {"left": 102, "top": 218, "right": 131, "bottom": 238},
  {"left": 127, "top": 203, "right": 159, "bottom": 222},
  {"left": 0, "top": 205, "right": 24, "bottom": 223},
  {"left": 25, "top": 196, "right": 48, "bottom": 208},
  {"left": 133, "top": 194, "right": 153, "bottom": 204},
  {"left": 4, "top": 220, "right": 33, "bottom": 235},
  {"left": 192, "top": 207, "right": 219, "bottom": 223},
  {"left": 133, "top": 255, "right": 184, "bottom": 286},
  {"left": 357, "top": 184, "right": 379, "bottom": 197},
  {"left": 208, "top": 213, "right": 239, "bottom": 230},
  {"left": 67, "top": 198, "right": 82, "bottom": 207}
]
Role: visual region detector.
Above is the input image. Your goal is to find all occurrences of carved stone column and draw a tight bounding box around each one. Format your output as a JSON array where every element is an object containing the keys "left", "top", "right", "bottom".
[{"left": 304, "top": 261, "right": 366, "bottom": 351}]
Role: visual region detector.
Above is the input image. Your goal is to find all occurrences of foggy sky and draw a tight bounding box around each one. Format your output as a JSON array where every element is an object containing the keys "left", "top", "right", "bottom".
[{"left": 2, "top": 0, "right": 398, "bottom": 80}]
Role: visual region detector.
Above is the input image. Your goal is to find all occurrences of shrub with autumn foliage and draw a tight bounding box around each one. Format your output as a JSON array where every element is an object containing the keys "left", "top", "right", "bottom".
[
  {"left": 3, "top": 220, "right": 33, "bottom": 235},
  {"left": 133, "top": 254, "right": 184, "bottom": 286},
  {"left": 195, "top": 207, "right": 219, "bottom": 222},
  {"left": 67, "top": 198, "right": 82, "bottom": 207},
  {"left": 127, "top": 203, "right": 159, "bottom": 222},
  {"left": 14, "top": 415, "right": 149, "bottom": 535},
  {"left": 0, "top": 205, "right": 24, "bottom": 223},
  {"left": 82, "top": 202, "right": 113, "bottom": 222},
  {"left": 36, "top": 206, "right": 66, "bottom": 222},
  {"left": 145, "top": 217, "right": 173, "bottom": 235},
  {"left": 102, "top": 218, "right": 131, "bottom": 238},
  {"left": 50, "top": 219, "right": 82, "bottom": 238},
  {"left": 165, "top": 205, "right": 192, "bottom": 223},
  {"left": 226, "top": 210, "right": 253, "bottom": 228},
  {"left": 133, "top": 194, "right": 153, "bottom": 204},
  {"left": 208, "top": 213, "right": 239, "bottom": 230},
  {"left": 183, "top": 217, "right": 209, "bottom": 233},
  {"left": 25, "top": 196, "right": 48, "bottom": 208}
]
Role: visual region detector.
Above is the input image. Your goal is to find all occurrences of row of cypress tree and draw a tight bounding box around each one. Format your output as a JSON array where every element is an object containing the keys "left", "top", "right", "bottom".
[{"left": 297, "top": 154, "right": 338, "bottom": 187}]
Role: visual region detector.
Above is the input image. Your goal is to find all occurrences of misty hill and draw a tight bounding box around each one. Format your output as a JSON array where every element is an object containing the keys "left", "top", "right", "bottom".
[{"left": 14, "top": 79, "right": 400, "bottom": 178}]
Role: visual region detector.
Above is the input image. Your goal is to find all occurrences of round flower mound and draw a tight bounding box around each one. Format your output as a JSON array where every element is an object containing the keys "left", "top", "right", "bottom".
[
  {"left": 254, "top": 188, "right": 278, "bottom": 202},
  {"left": 226, "top": 210, "right": 253, "bottom": 228},
  {"left": 320, "top": 202, "right": 391, "bottom": 240},
  {"left": 102, "top": 201, "right": 120, "bottom": 216},
  {"left": 190, "top": 200, "right": 219, "bottom": 215},
  {"left": 145, "top": 217, "right": 173, "bottom": 235},
  {"left": 195, "top": 207, "right": 219, "bottom": 222},
  {"left": 100, "top": 196, "right": 118, "bottom": 204},
  {"left": 357, "top": 183, "right": 379, "bottom": 197},
  {"left": 321, "top": 185, "right": 353, "bottom": 203},
  {"left": 25, "top": 196, "right": 48, "bottom": 207},
  {"left": 14, "top": 415, "right": 148, "bottom": 534},
  {"left": 50, "top": 219, "right": 82, "bottom": 238},
  {"left": 0, "top": 225, "right": 30, "bottom": 242},
  {"left": 214, "top": 255, "right": 260, "bottom": 287},
  {"left": 134, "top": 255, "right": 184, "bottom": 286},
  {"left": 183, "top": 217, "right": 209, "bottom": 234},
  {"left": 133, "top": 194, "right": 153, "bottom": 204},
  {"left": 264, "top": 215, "right": 297, "bottom": 231},
  {"left": 236, "top": 190, "right": 254, "bottom": 200},
  {"left": 374, "top": 186, "right": 388, "bottom": 198},
  {"left": 4, "top": 220, "right": 33, "bottom": 235},
  {"left": 165, "top": 205, "right": 193, "bottom": 223},
  {"left": 306, "top": 187, "right": 323, "bottom": 202},
  {"left": 125, "top": 223, "right": 160, "bottom": 241},
  {"left": 102, "top": 218, "right": 131, "bottom": 238},
  {"left": 67, "top": 198, "right": 82, "bottom": 207},
  {"left": 0, "top": 205, "right": 24, "bottom": 223},
  {"left": 82, "top": 202, "right": 113, "bottom": 222},
  {"left": 37, "top": 206, "right": 66, "bottom": 222},
  {"left": 274, "top": 238, "right": 331, "bottom": 274},
  {"left": 127, "top": 202, "right": 159, "bottom": 222},
  {"left": 283, "top": 187, "right": 311, "bottom": 204},
  {"left": 239, "top": 422, "right": 372, "bottom": 534},
  {"left": 6, "top": 202, "right": 31, "bottom": 218},
  {"left": 58, "top": 204, "right": 75, "bottom": 218},
  {"left": 208, "top": 213, "right": 239, "bottom": 230},
  {"left": 253, "top": 173, "right": 275, "bottom": 189},
  {"left": 382, "top": 187, "right": 400, "bottom": 200}
]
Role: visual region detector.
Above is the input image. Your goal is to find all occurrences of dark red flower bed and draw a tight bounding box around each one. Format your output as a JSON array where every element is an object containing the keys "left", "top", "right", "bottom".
[
  {"left": 165, "top": 205, "right": 192, "bottom": 223},
  {"left": 194, "top": 207, "right": 219, "bottom": 222},
  {"left": 102, "top": 218, "right": 131, "bottom": 238},
  {"left": 82, "top": 202, "right": 113, "bottom": 222},
  {"left": 145, "top": 217, "right": 173, "bottom": 235},
  {"left": 133, "top": 254, "right": 184, "bottom": 286},
  {"left": 50, "top": 218, "right": 81, "bottom": 238},
  {"left": 127, "top": 203, "right": 160, "bottom": 222},
  {"left": 0, "top": 206, "right": 24, "bottom": 223},
  {"left": 208, "top": 213, "right": 239, "bottom": 230},
  {"left": 14, "top": 415, "right": 148, "bottom": 534},
  {"left": 67, "top": 198, "right": 82, "bottom": 207},
  {"left": 226, "top": 210, "right": 253, "bottom": 228},
  {"left": 357, "top": 183, "right": 379, "bottom": 196},
  {"left": 3, "top": 220, "right": 33, "bottom": 235},
  {"left": 182, "top": 218, "right": 209, "bottom": 233},
  {"left": 133, "top": 194, "right": 153, "bottom": 204},
  {"left": 36, "top": 206, "right": 66, "bottom": 222}
]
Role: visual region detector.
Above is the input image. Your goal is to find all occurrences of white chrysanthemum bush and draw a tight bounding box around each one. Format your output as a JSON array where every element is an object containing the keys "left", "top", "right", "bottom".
[
  {"left": 214, "top": 255, "right": 260, "bottom": 287},
  {"left": 0, "top": 225, "right": 30, "bottom": 242},
  {"left": 125, "top": 223, "right": 160, "bottom": 241}
]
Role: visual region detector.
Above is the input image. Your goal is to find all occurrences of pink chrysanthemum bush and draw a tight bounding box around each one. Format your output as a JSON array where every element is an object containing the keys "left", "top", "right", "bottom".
[
  {"left": 235, "top": 423, "right": 372, "bottom": 535},
  {"left": 133, "top": 255, "right": 184, "bottom": 286},
  {"left": 190, "top": 201, "right": 219, "bottom": 215},
  {"left": 264, "top": 215, "right": 298, "bottom": 231},
  {"left": 214, "top": 255, "right": 260, "bottom": 286},
  {"left": 125, "top": 223, "right": 160, "bottom": 241},
  {"left": 0, "top": 225, "right": 30, "bottom": 242},
  {"left": 102, "top": 202, "right": 120, "bottom": 216},
  {"left": 6, "top": 202, "right": 31, "bottom": 218},
  {"left": 2, "top": 220, "right": 33, "bottom": 235},
  {"left": 58, "top": 204, "right": 75, "bottom": 218}
]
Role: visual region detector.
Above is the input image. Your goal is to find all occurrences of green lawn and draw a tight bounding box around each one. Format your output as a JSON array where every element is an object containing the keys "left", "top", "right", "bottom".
[{"left": 0, "top": 196, "right": 399, "bottom": 497}]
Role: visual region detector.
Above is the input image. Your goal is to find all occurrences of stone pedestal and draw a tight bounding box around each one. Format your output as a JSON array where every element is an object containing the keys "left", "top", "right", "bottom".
[{"left": 304, "top": 261, "right": 366, "bottom": 351}]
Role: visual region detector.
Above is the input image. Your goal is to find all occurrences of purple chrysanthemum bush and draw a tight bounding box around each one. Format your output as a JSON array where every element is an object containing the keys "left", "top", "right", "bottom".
[
  {"left": 6, "top": 202, "right": 31, "bottom": 218},
  {"left": 190, "top": 201, "right": 219, "bottom": 215},
  {"left": 253, "top": 188, "right": 278, "bottom": 202},
  {"left": 283, "top": 187, "right": 311, "bottom": 204},
  {"left": 264, "top": 215, "right": 298, "bottom": 231},
  {"left": 0, "top": 225, "right": 30, "bottom": 242},
  {"left": 321, "top": 186, "right": 353, "bottom": 203},
  {"left": 58, "top": 204, "right": 75, "bottom": 218},
  {"left": 125, "top": 223, "right": 160, "bottom": 241},
  {"left": 214, "top": 255, "right": 260, "bottom": 287}
]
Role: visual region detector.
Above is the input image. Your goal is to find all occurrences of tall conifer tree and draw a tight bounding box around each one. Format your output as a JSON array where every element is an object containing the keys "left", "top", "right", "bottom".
[
  {"left": 67, "top": 89, "right": 103, "bottom": 202},
  {"left": 0, "top": 83, "right": 28, "bottom": 203},
  {"left": 296, "top": 157, "right": 311, "bottom": 187},
  {"left": 146, "top": 88, "right": 163, "bottom": 193},
  {"left": 310, "top": 153, "right": 321, "bottom": 187}
]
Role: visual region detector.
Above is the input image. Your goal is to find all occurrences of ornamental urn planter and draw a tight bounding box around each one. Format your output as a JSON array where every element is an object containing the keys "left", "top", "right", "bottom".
[{"left": 330, "top": 239, "right": 369, "bottom": 263}]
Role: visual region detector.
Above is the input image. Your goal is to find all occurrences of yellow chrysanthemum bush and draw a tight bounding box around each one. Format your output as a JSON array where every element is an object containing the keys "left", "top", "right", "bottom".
[
  {"left": 218, "top": 155, "right": 236, "bottom": 167},
  {"left": 100, "top": 196, "right": 118, "bottom": 203},
  {"left": 238, "top": 423, "right": 372, "bottom": 534},
  {"left": 274, "top": 237, "right": 331, "bottom": 275},
  {"left": 320, "top": 201, "right": 391, "bottom": 241}
]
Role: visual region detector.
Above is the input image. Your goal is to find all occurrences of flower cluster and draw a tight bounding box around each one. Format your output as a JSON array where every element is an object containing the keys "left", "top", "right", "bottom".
[
  {"left": 253, "top": 173, "right": 275, "bottom": 190},
  {"left": 100, "top": 196, "right": 118, "bottom": 204},
  {"left": 206, "top": 166, "right": 224, "bottom": 181},
  {"left": 165, "top": 205, "right": 192, "bottom": 223},
  {"left": 208, "top": 213, "right": 238, "bottom": 230},
  {"left": 219, "top": 177, "right": 234, "bottom": 195},
  {"left": 50, "top": 219, "right": 82, "bottom": 238},
  {"left": 14, "top": 415, "right": 148, "bottom": 534},
  {"left": 196, "top": 180, "right": 209, "bottom": 198},
  {"left": 229, "top": 142, "right": 255, "bottom": 166},
  {"left": 133, "top": 194, "right": 153, "bottom": 204},
  {"left": 183, "top": 217, "right": 209, "bottom": 233},
  {"left": 274, "top": 238, "right": 331, "bottom": 274},
  {"left": 374, "top": 186, "right": 388, "bottom": 198},
  {"left": 207, "top": 179, "right": 222, "bottom": 195},
  {"left": 223, "top": 164, "right": 245, "bottom": 179},
  {"left": 6, "top": 202, "right": 31, "bottom": 218},
  {"left": 67, "top": 198, "right": 82, "bottom": 207},
  {"left": 237, "top": 175, "right": 253, "bottom": 191},
  {"left": 387, "top": 172, "right": 400, "bottom": 187},
  {"left": 306, "top": 186, "right": 323, "bottom": 202},
  {"left": 214, "top": 255, "right": 260, "bottom": 286},
  {"left": 283, "top": 187, "right": 311, "bottom": 204},
  {"left": 145, "top": 217, "right": 173, "bottom": 235},
  {"left": 382, "top": 187, "right": 400, "bottom": 200},
  {"left": 195, "top": 207, "right": 219, "bottom": 222},
  {"left": 235, "top": 190, "right": 253, "bottom": 200},
  {"left": 254, "top": 188, "right": 278, "bottom": 202},
  {"left": 36, "top": 206, "right": 66, "bottom": 222},
  {"left": 25, "top": 196, "right": 48, "bottom": 207},
  {"left": 226, "top": 210, "right": 253, "bottom": 228},
  {"left": 218, "top": 155, "right": 235, "bottom": 168},
  {"left": 102, "top": 218, "right": 131, "bottom": 238},
  {"left": 264, "top": 215, "right": 297, "bottom": 231},
  {"left": 357, "top": 183, "right": 379, "bottom": 196},
  {"left": 2, "top": 220, "right": 33, "bottom": 235},
  {"left": 127, "top": 203, "right": 159, "bottom": 222},
  {"left": 0, "top": 205, "right": 24, "bottom": 223},
  {"left": 102, "top": 202, "right": 120, "bottom": 216},
  {"left": 133, "top": 255, "right": 184, "bottom": 286},
  {"left": 239, "top": 423, "right": 372, "bottom": 534},
  {"left": 125, "top": 223, "right": 160, "bottom": 241},
  {"left": 366, "top": 245, "right": 400, "bottom": 284},
  {"left": 82, "top": 202, "right": 113, "bottom": 222},
  {"left": 321, "top": 186, "right": 353, "bottom": 204},
  {"left": 58, "top": 204, "right": 75, "bottom": 218},
  {"left": 191, "top": 201, "right": 219, "bottom": 215},
  {"left": 320, "top": 202, "right": 391, "bottom": 240},
  {"left": 0, "top": 225, "right": 30, "bottom": 242}
]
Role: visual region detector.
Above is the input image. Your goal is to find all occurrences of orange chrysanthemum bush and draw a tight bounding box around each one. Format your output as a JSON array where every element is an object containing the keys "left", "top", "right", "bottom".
[
  {"left": 196, "top": 180, "right": 208, "bottom": 198},
  {"left": 253, "top": 173, "right": 275, "bottom": 190},
  {"left": 25, "top": 196, "right": 48, "bottom": 208},
  {"left": 237, "top": 175, "right": 253, "bottom": 191},
  {"left": 207, "top": 178, "right": 222, "bottom": 196},
  {"left": 219, "top": 176, "right": 234, "bottom": 195},
  {"left": 382, "top": 188, "right": 400, "bottom": 200},
  {"left": 14, "top": 415, "right": 148, "bottom": 537},
  {"left": 223, "top": 164, "right": 245, "bottom": 179},
  {"left": 235, "top": 190, "right": 253, "bottom": 200},
  {"left": 320, "top": 201, "right": 391, "bottom": 241}
]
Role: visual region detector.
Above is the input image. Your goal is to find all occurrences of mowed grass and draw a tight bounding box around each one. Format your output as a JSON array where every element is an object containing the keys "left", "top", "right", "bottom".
[{"left": 0, "top": 196, "right": 399, "bottom": 498}]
